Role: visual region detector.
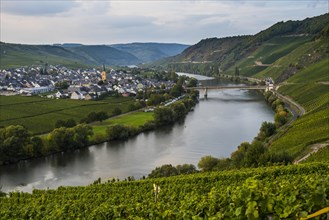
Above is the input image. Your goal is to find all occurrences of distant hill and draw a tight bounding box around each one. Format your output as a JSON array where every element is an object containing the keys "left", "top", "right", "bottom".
[
  {"left": 0, "top": 43, "right": 141, "bottom": 68},
  {"left": 152, "top": 13, "right": 329, "bottom": 82},
  {"left": 111, "top": 43, "right": 190, "bottom": 63},
  {"left": 66, "top": 45, "right": 141, "bottom": 66},
  {"left": 152, "top": 36, "right": 249, "bottom": 67},
  {"left": 0, "top": 42, "right": 92, "bottom": 68},
  {"left": 0, "top": 42, "right": 189, "bottom": 68},
  {"left": 53, "top": 43, "right": 83, "bottom": 48}
]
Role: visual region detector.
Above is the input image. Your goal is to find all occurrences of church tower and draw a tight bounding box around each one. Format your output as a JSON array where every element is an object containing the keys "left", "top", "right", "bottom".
[{"left": 101, "top": 64, "right": 107, "bottom": 81}]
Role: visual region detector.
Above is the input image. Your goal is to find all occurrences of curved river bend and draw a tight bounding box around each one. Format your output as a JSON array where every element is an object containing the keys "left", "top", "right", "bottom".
[{"left": 0, "top": 77, "right": 274, "bottom": 193}]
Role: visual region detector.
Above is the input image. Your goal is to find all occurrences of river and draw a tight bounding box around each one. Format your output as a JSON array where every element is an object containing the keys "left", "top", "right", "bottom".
[{"left": 0, "top": 75, "right": 274, "bottom": 193}]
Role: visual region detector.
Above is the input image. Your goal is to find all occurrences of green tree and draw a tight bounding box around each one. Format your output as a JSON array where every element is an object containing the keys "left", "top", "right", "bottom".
[
  {"left": 231, "top": 142, "right": 251, "bottom": 168},
  {"left": 96, "top": 111, "right": 108, "bottom": 122},
  {"left": 30, "top": 136, "right": 44, "bottom": 156},
  {"left": 55, "top": 119, "right": 76, "bottom": 128},
  {"left": 106, "top": 124, "right": 130, "bottom": 140},
  {"left": 154, "top": 107, "right": 175, "bottom": 126},
  {"left": 148, "top": 164, "right": 178, "bottom": 178},
  {"left": 72, "top": 124, "right": 93, "bottom": 147},
  {"left": 274, "top": 112, "right": 287, "bottom": 127},
  {"left": 55, "top": 119, "right": 66, "bottom": 128},
  {"left": 0, "top": 125, "right": 30, "bottom": 163},
  {"left": 235, "top": 66, "right": 240, "bottom": 76},
  {"left": 65, "top": 119, "right": 77, "bottom": 128},
  {"left": 214, "top": 158, "right": 232, "bottom": 171},
  {"left": 147, "top": 94, "right": 165, "bottom": 106},
  {"left": 198, "top": 155, "right": 219, "bottom": 171},
  {"left": 186, "top": 78, "right": 198, "bottom": 87},
  {"left": 170, "top": 71, "right": 178, "bottom": 82},
  {"left": 258, "top": 121, "right": 276, "bottom": 140},
  {"left": 0, "top": 186, "right": 6, "bottom": 197},
  {"left": 112, "top": 107, "right": 122, "bottom": 116},
  {"left": 244, "top": 141, "right": 267, "bottom": 167},
  {"left": 47, "top": 127, "right": 75, "bottom": 151},
  {"left": 163, "top": 93, "right": 171, "bottom": 101},
  {"left": 214, "top": 66, "right": 220, "bottom": 76},
  {"left": 172, "top": 102, "right": 187, "bottom": 120},
  {"left": 170, "top": 84, "right": 183, "bottom": 97},
  {"left": 176, "top": 164, "right": 196, "bottom": 175}
]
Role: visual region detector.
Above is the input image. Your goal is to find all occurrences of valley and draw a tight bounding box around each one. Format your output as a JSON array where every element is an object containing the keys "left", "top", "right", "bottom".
[{"left": 0, "top": 11, "right": 328, "bottom": 219}]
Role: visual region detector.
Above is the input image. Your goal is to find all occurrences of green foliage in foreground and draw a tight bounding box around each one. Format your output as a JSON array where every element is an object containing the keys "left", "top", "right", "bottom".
[{"left": 0, "top": 163, "right": 328, "bottom": 219}]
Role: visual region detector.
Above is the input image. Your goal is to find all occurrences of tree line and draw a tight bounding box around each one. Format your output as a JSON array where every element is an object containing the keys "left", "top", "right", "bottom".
[
  {"left": 0, "top": 124, "right": 93, "bottom": 165},
  {"left": 104, "top": 90, "right": 199, "bottom": 142}
]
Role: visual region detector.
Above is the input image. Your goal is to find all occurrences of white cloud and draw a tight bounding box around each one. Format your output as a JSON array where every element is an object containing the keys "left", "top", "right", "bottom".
[
  {"left": 1, "top": 0, "right": 79, "bottom": 16},
  {"left": 0, "top": 0, "right": 328, "bottom": 44}
]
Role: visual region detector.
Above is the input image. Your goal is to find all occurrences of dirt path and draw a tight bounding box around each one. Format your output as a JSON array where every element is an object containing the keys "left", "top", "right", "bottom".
[
  {"left": 254, "top": 61, "right": 272, "bottom": 67},
  {"left": 294, "top": 142, "right": 329, "bottom": 164}
]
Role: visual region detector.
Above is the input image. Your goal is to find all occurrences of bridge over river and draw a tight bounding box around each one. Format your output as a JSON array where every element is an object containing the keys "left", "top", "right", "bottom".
[{"left": 191, "top": 85, "right": 272, "bottom": 97}]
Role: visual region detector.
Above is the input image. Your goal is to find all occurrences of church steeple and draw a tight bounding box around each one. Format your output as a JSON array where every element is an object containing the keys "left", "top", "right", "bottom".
[{"left": 101, "top": 64, "right": 107, "bottom": 81}]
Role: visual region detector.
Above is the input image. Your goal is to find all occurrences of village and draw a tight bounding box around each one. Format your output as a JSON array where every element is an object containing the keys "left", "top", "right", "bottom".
[{"left": 0, "top": 65, "right": 175, "bottom": 100}]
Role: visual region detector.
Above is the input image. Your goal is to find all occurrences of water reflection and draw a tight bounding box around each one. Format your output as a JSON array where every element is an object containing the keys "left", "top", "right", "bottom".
[{"left": 0, "top": 86, "right": 274, "bottom": 193}]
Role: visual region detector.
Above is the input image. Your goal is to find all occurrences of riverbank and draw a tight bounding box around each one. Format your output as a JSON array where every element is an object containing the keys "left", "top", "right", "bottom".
[
  {"left": 0, "top": 86, "right": 275, "bottom": 192},
  {"left": 0, "top": 89, "right": 199, "bottom": 166}
]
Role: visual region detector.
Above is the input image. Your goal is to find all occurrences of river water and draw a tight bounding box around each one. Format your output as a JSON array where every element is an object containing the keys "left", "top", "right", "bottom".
[{"left": 0, "top": 75, "right": 274, "bottom": 193}]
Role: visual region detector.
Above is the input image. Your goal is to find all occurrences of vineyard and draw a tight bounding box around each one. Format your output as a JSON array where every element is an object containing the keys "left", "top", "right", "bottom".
[
  {"left": 1, "top": 163, "right": 328, "bottom": 219},
  {"left": 0, "top": 96, "right": 135, "bottom": 134}
]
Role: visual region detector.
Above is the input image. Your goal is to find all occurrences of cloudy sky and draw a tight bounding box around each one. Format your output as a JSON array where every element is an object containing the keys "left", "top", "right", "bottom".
[{"left": 1, "top": 0, "right": 328, "bottom": 45}]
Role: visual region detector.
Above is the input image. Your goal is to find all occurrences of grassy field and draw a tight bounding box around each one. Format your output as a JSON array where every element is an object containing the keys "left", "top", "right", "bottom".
[
  {"left": 91, "top": 111, "right": 154, "bottom": 138},
  {"left": 0, "top": 95, "right": 135, "bottom": 134}
]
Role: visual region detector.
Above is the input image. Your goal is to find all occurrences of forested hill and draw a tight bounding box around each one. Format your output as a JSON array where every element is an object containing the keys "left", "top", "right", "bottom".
[
  {"left": 111, "top": 43, "right": 190, "bottom": 63},
  {"left": 150, "top": 13, "right": 329, "bottom": 166},
  {"left": 151, "top": 13, "right": 328, "bottom": 80},
  {"left": 0, "top": 42, "right": 189, "bottom": 68},
  {"left": 0, "top": 43, "right": 141, "bottom": 68},
  {"left": 66, "top": 45, "right": 141, "bottom": 66}
]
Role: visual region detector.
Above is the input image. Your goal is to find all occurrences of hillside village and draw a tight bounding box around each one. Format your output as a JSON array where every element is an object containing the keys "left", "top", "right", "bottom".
[{"left": 0, "top": 65, "right": 175, "bottom": 100}]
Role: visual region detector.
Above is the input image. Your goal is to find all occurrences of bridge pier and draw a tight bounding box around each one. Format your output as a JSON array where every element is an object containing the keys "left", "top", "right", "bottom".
[{"left": 204, "top": 87, "right": 208, "bottom": 98}]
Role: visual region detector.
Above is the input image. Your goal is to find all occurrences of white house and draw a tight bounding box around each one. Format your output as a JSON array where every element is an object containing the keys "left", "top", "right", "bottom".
[
  {"left": 71, "top": 91, "right": 84, "bottom": 100},
  {"left": 55, "top": 91, "right": 63, "bottom": 98}
]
